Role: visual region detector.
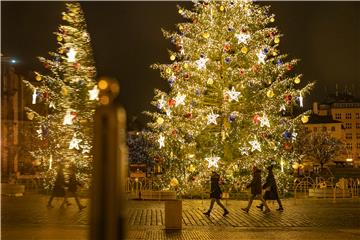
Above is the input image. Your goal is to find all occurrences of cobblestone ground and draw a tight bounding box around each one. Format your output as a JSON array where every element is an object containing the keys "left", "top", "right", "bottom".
[{"left": 2, "top": 193, "right": 360, "bottom": 239}]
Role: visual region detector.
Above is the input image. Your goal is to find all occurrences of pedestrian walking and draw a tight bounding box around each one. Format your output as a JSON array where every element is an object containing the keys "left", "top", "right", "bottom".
[
  {"left": 257, "top": 165, "right": 284, "bottom": 211},
  {"left": 203, "top": 171, "right": 229, "bottom": 217},
  {"left": 47, "top": 165, "right": 68, "bottom": 208},
  {"left": 241, "top": 166, "right": 270, "bottom": 213},
  {"left": 66, "top": 165, "right": 86, "bottom": 210}
]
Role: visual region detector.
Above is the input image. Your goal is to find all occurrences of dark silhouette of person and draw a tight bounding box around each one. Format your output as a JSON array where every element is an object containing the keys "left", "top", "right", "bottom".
[
  {"left": 257, "top": 165, "right": 284, "bottom": 211},
  {"left": 203, "top": 171, "right": 229, "bottom": 217},
  {"left": 241, "top": 166, "right": 270, "bottom": 213},
  {"left": 47, "top": 165, "right": 68, "bottom": 208},
  {"left": 66, "top": 165, "right": 86, "bottom": 210}
]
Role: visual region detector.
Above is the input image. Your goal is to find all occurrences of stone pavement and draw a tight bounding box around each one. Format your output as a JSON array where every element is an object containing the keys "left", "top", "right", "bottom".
[{"left": 2, "top": 193, "right": 360, "bottom": 239}]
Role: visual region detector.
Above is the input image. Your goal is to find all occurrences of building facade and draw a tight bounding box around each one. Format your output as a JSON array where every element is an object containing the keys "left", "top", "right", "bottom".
[{"left": 307, "top": 94, "right": 360, "bottom": 167}]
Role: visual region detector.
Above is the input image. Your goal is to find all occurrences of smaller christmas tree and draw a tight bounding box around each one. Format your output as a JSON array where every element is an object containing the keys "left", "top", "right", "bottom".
[{"left": 23, "top": 2, "right": 98, "bottom": 190}]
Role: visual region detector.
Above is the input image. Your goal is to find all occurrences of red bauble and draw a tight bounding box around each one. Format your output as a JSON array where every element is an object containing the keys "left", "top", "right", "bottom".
[
  {"left": 184, "top": 112, "right": 192, "bottom": 118},
  {"left": 74, "top": 63, "right": 81, "bottom": 69},
  {"left": 172, "top": 129, "right": 177, "bottom": 136},
  {"left": 284, "top": 94, "right": 292, "bottom": 104},
  {"left": 287, "top": 64, "right": 293, "bottom": 71},
  {"left": 44, "top": 63, "right": 50, "bottom": 69},
  {"left": 252, "top": 65, "right": 258, "bottom": 72},
  {"left": 184, "top": 73, "right": 190, "bottom": 80},
  {"left": 173, "top": 64, "right": 180, "bottom": 72},
  {"left": 43, "top": 92, "right": 49, "bottom": 101},
  {"left": 223, "top": 43, "right": 231, "bottom": 52},
  {"left": 253, "top": 114, "right": 261, "bottom": 124},
  {"left": 240, "top": 69, "right": 245, "bottom": 76},
  {"left": 71, "top": 111, "right": 77, "bottom": 119},
  {"left": 168, "top": 98, "right": 176, "bottom": 107}
]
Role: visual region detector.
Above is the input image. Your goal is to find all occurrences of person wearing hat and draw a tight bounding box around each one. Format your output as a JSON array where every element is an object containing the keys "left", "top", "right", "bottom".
[
  {"left": 241, "top": 166, "right": 270, "bottom": 213},
  {"left": 257, "top": 165, "right": 284, "bottom": 211},
  {"left": 203, "top": 171, "right": 229, "bottom": 217}
]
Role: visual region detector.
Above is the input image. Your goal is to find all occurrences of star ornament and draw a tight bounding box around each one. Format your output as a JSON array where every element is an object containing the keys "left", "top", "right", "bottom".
[
  {"left": 196, "top": 56, "right": 208, "bottom": 70},
  {"left": 67, "top": 48, "right": 77, "bottom": 63},
  {"left": 88, "top": 85, "right": 99, "bottom": 101},
  {"left": 205, "top": 156, "right": 220, "bottom": 169},
  {"left": 239, "top": 146, "right": 250, "bottom": 155},
  {"left": 249, "top": 139, "right": 261, "bottom": 152},
  {"left": 235, "top": 32, "right": 251, "bottom": 44},
  {"left": 256, "top": 49, "right": 266, "bottom": 64},
  {"left": 207, "top": 112, "right": 220, "bottom": 125},
  {"left": 174, "top": 93, "right": 186, "bottom": 107},
  {"left": 69, "top": 135, "right": 82, "bottom": 150},
  {"left": 225, "top": 87, "right": 241, "bottom": 102},
  {"left": 63, "top": 110, "right": 76, "bottom": 125},
  {"left": 260, "top": 115, "right": 270, "bottom": 128},
  {"left": 158, "top": 134, "right": 165, "bottom": 149},
  {"left": 157, "top": 96, "right": 166, "bottom": 109}
]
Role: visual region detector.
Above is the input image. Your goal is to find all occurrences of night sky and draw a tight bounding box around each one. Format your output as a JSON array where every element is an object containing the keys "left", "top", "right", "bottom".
[{"left": 2, "top": 1, "right": 359, "bottom": 128}]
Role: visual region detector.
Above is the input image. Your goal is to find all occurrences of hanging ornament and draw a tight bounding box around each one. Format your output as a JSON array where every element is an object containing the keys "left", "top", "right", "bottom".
[
  {"left": 32, "top": 88, "right": 37, "bottom": 104},
  {"left": 301, "top": 115, "right": 309, "bottom": 123},
  {"left": 81, "top": 143, "right": 91, "bottom": 154},
  {"left": 26, "top": 112, "right": 34, "bottom": 120},
  {"left": 205, "top": 156, "right": 220, "bottom": 169},
  {"left": 157, "top": 96, "right": 166, "bottom": 109},
  {"left": 63, "top": 109, "right": 75, "bottom": 125},
  {"left": 43, "top": 92, "right": 49, "bottom": 102},
  {"left": 224, "top": 57, "right": 231, "bottom": 64},
  {"left": 235, "top": 32, "right": 251, "bottom": 44},
  {"left": 249, "top": 139, "right": 261, "bottom": 152},
  {"left": 165, "top": 108, "right": 172, "bottom": 118},
  {"left": 165, "top": 68, "right": 172, "bottom": 74},
  {"left": 239, "top": 146, "right": 250, "bottom": 155},
  {"left": 57, "top": 36, "right": 63, "bottom": 42},
  {"left": 183, "top": 63, "right": 189, "bottom": 69},
  {"left": 184, "top": 112, "right": 192, "bottom": 118},
  {"left": 168, "top": 98, "right": 176, "bottom": 107},
  {"left": 228, "top": 111, "right": 238, "bottom": 123},
  {"left": 188, "top": 164, "right": 196, "bottom": 173},
  {"left": 253, "top": 114, "right": 261, "bottom": 124},
  {"left": 207, "top": 111, "right": 220, "bottom": 125},
  {"left": 283, "top": 131, "right": 292, "bottom": 140},
  {"left": 279, "top": 104, "right": 286, "bottom": 114},
  {"left": 260, "top": 115, "right": 270, "bottom": 127},
  {"left": 277, "top": 59, "right": 283, "bottom": 66},
  {"left": 88, "top": 85, "right": 99, "bottom": 101},
  {"left": 287, "top": 64, "right": 293, "bottom": 71},
  {"left": 196, "top": 54, "right": 208, "bottom": 70},
  {"left": 174, "top": 93, "right": 186, "bottom": 107},
  {"left": 257, "top": 49, "right": 266, "bottom": 64},
  {"left": 158, "top": 134, "right": 165, "bottom": 149},
  {"left": 35, "top": 74, "right": 42, "bottom": 81},
  {"left": 61, "top": 86, "right": 68, "bottom": 96},
  {"left": 49, "top": 101, "right": 56, "bottom": 109},
  {"left": 219, "top": 5, "right": 225, "bottom": 11},
  {"left": 202, "top": 32, "right": 210, "bottom": 39},
  {"left": 274, "top": 36, "right": 280, "bottom": 44},
  {"left": 170, "top": 178, "right": 179, "bottom": 187},
  {"left": 156, "top": 117, "right": 164, "bottom": 125},
  {"left": 284, "top": 94, "right": 292, "bottom": 104},
  {"left": 44, "top": 63, "right": 50, "bottom": 69},
  {"left": 36, "top": 126, "right": 43, "bottom": 139},
  {"left": 225, "top": 87, "right": 241, "bottom": 102},
  {"left": 294, "top": 77, "right": 301, "bottom": 84},
  {"left": 270, "top": 17, "right": 275, "bottom": 22},
  {"left": 207, "top": 78, "right": 214, "bottom": 85},
  {"left": 298, "top": 93, "right": 304, "bottom": 107},
  {"left": 66, "top": 48, "right": 77, "bottom": 63},
  {"left": 173, "top": 64, "right": 180, "bottom": 72},
  {"left": 223, "top": 42, "right": 231, "bottom": 52},
  {"left": 266, "top": 90, "right": 275, "bottom": 98},
  {"left": 170, "top": 55, "right": 176, "bottom": 61},
  {"left": 69, "top": 134, "right": 82, "bottom": 150},
  {"left": 241, "top": 47, "right": 248, "bottom": 54}
]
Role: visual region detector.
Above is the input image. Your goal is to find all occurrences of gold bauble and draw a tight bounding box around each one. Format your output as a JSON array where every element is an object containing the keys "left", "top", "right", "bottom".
[
  {"left": 179, "top": 25, "right": 184, "bottom": 31},
  {"left": 270, "top": 17, "right": 275, "bottom": 23},
  {"left": 266, "top": 90, "right": 275, "bottom": 98},
  {"left": 241, "top": 47, "right": 248, "bottom": 54},
  {"left": 294, "top": 77, "right": 301, "bottom": 84},
  {"left": 274, "top": 37, "right": 280, "bottom": 44},
  {"left": 207, "top": 78, "right": 214, "bottom": 85},
  {"left": 272, "top": 50, "right": 278, "bottom": 56},
  {"left": 165, "top": 68, "right": 172, "bottom": 74},
  {"left": 301, "top": 115, "right": 309, "bottom": 123},
  {"left": 62, "top": 15, "right": 67, "bottom": 20},
  {"left": 57, "top": 36, "right": 63, "bottom": 42},
  {"left": 170, "top": 178, "right": 179, "bottom": 187},
  {"left": 35, "top": 75, "right": 42, "bottom": 81},
  {"left": 178, "top": 9, "right": 183, "bottom": 14},
  {"left": 157, "top": 117, "right": 164, "bottom": 125},
  {"left": 220, "top": 6, "right": 225, "bottom": 11},
  {"left": 170, "top": 55, "right": 176, "bottom": 61},
  {"left": 188, "top": 164, "right": 196, "bottom": 173},
  {"left": 61, "top": 86, "right": 68, "bottom": 96},
  {"left": 184, "top": 63, "right": 189, "bottom": 69},
  {"left": 202, "top": 32, "right": 210, "bottom": 39},
  {"left": 26, "top": 112, "right": 34, "bottom": 120}
]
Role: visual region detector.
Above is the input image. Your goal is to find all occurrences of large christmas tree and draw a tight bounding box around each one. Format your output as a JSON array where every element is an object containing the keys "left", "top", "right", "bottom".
[
  {"left": 23, "top": 2, "right": 98, "bottom": 190},
  {"left": 146, "top": 0, "right": 313, "bottom": 195}
]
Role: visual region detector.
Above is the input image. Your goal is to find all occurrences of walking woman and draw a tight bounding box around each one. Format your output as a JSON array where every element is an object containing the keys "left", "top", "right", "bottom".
[
  {"left": 257, "top": 165, "right": 284, "bottom": 211},
  {"left": 203, "top": 171, "right": 229, "bottom": 217},
  {"left": 241, "top": 166, "right": 270, "bottom": 213},
  {"left": 47, "top": 165, "right": 68, "bottom": 208},
  {"left": 66, "top": 165, "right": 86, "bottom": 210}
]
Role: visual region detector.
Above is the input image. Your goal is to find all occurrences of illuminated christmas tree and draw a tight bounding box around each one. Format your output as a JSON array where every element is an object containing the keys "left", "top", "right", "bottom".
[
  {"left": 146, "top": 0, "right": 313, "bottom": 194},
  {"left": 23, "top": 2, "right": 98, "bottom": 190}
]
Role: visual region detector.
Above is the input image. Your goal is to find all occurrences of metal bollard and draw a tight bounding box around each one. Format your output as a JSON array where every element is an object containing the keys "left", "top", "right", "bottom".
[{"left": 90, "top": 78, "right": 128, "bottom": 240}]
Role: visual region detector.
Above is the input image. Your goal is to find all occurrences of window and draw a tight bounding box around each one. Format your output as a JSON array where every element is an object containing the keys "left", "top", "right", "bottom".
[
  {"left": 357, "top": 143, "right": 360, "bottom": 149},
  {"left": 345, "top": 123, "right": 352, "bottom": 129},
  {"left": 346, "top": 143, "right": 352, "bottom": 150},
  {"left": 331, "top": 126, "right": 336, "bottom": 131},
  {"left": 335, "top": 113, "right": 342, "bottom": 120},
  {"left": 346, "top": 133, "right": 352, "bottom": 139},
  {"left": 322, "top": 126, "right": 327, "bottom": 132},
  {"left": 313, "top": 127, "right": 317, "bottom": 132},
  {"left": 356, "top": 123, "right": 360, "bottom": 129},
  {"left": 345, "top": 113, "right": 352, "bottom": 119},
  {"left": 356, "top": 113, "right": 360, "bottom": 119},
  {"left": 357, "top": 133, "right": 360, "bottom": 139}
]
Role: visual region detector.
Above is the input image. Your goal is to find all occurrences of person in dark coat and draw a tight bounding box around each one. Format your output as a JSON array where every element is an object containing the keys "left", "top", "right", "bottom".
[
  {"left": 203, "top": 171, "right": 229, "bottom": 217},
  {"left": 47, "top": 165, "right": 68, "bottom": 208},
  {"left": 257, "top": 165, "right": 284, "bottom": 211},
  {"left": 66, "top": 165, "right": 86, "bottom": 210},
  {"left": 241, "top": 166, "right": 270, "bottom": 213}
]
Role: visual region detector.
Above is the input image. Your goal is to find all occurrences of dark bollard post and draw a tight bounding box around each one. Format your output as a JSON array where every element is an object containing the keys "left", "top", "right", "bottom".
[{"left": 90, "top": 78, "right": 128, "bottom": 240}]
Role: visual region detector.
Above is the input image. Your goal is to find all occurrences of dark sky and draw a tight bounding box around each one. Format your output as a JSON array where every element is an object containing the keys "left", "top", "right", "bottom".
[{"left": 2, "top": 1, "right": 360, "bottom": 128}]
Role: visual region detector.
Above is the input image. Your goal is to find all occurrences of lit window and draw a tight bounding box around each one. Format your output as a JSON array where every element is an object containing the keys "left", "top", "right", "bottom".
[
  {"left": 346, "top": 123, "right": 352, "bottom": 129},
  {"left": 357, "top": 133, "right": 360, "bottom": 139},
  {"left": 335, "top": 113, "right": 341, "bottom": 120},
  {"left": 356, "top": 123, "right": 360, "bottom": 129},
  {"left": 346, "top": 143, "right": 352, "bottom": 150},
  {"left": 346, "top": 133, "right": 352, "bottom": 139},
  {"left": 322, "top": 126, "right": 327, "bottom": 132},
  {"left": 356, "top": 113, "right": 360, "bottom": 119},
  {"left": 345, "top": 113, "right": 352, "bottom": 119},
  {"left": 331, "top": 126, "right": 335, "bottom": 131}
]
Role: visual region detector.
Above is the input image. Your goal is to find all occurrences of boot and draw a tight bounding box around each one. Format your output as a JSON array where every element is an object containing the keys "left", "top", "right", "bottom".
[
  {"left": 256, "top": 204, "right": 263, "bottom": 211},
  {"left": 276, "top": 207, "right": 284, "bottom": 211},
  {"left": 203, "top": 211, "right": 211, "bottom": 217},
  {"left": 223, "top": 209, "right": 229, "bottom": 216},
  {"left": 241, "top": 208, "right": 249, "bottom": 213}
]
